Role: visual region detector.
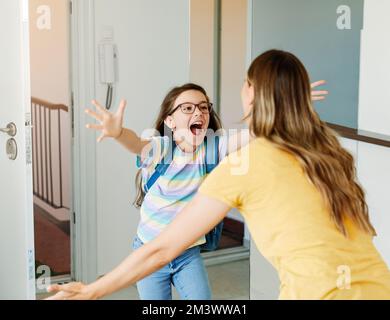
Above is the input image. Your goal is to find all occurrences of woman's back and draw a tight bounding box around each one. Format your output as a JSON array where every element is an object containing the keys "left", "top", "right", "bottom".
[{"left": 200, "top": 137, "right": 390, "bottom": 299}]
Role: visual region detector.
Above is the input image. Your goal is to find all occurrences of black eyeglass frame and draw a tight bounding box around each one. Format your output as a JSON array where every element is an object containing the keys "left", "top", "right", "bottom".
[{"left": 169, "top": 102, "right": 213, "bottom": 115}]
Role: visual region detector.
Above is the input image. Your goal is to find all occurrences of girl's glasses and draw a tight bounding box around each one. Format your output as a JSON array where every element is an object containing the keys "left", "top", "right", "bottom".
[{"left": 170, "top": 102, "right": 213, "bottom": 115}]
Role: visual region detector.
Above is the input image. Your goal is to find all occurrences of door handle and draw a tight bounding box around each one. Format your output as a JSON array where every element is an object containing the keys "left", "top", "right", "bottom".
[{"left": 0, "top": 122, "right": 17, "bottom": 137}]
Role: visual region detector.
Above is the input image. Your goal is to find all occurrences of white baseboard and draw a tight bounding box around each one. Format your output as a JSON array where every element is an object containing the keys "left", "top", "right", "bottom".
[{"left": 202, "top": 246, "right": 250, "bottom": 267}]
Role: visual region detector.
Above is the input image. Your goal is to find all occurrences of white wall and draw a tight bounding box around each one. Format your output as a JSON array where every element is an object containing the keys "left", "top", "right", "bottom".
[
  {"left": 220, "top": 0, "right": 247, "bottom": 130},
  {"left": 190, "top": 0, "right": 215, "bottom": 100},
  {"left": 358, "top": 0, "right": 390, "bottom": 136},
  {"left": 357, "top": 142, "right": 390, "bottom": 267},
  {"left": 357, "top": 0, "right": 390, "bottom": 267},
  {"left": 93, "top": 0, "right": 190, "bottom": 276}
]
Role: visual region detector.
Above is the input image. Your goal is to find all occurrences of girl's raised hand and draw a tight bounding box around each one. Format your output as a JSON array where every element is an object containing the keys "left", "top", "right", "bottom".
[
  {"left": 311, "top": 80, "right": 329, "bottom": 101},
  {"left": 85, "top": 99, "right": 127, "bottom": 142}
]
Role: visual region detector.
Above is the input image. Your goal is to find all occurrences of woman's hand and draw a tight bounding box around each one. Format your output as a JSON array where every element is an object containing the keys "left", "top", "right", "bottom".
[
  {"left": 311, "top": 80, "right": 328, "bottom": 101},
  {"left": 45, "top": 282, "right": 96, "bottom": 300},
  {"left": 85, "top": 99, "right": 127, "bottom": 142}
]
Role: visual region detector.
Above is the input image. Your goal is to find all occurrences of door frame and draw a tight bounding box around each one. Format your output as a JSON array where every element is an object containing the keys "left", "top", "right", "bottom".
[
  {"left": 23, "top": 0, "right": 36, "bottom": 299},
  {"left": 70, "top": 0, "right": 98, "bottom": 283}
]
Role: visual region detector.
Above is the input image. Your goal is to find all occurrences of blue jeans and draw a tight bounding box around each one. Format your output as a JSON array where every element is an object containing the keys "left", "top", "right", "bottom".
[{"left": 132, "top": 236, "right": 211, "bottom": 300}]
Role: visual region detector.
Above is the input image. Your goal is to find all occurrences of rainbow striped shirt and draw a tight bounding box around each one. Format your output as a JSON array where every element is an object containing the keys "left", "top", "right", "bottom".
[{"left": 136, "top": 136, "right": 228, "bottom": 246}]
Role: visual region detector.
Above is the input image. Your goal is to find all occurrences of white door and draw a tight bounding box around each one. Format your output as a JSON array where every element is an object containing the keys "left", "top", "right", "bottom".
[{"left": 0, "top": 0, "right": 35, "bottom": 299}]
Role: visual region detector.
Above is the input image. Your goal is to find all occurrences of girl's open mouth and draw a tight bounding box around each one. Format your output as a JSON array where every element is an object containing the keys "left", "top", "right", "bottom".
[{"left": 190, "top": 122, "right": 204, "bottom": 136}]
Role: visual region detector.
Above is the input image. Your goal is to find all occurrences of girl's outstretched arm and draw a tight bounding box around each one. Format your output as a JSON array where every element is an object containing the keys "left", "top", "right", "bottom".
[
  {"left": 85, "top": 99, "right": 151, "bottom": 155},
  {"left": 46, "top": 194, "right": 230, "bottom": 300}
]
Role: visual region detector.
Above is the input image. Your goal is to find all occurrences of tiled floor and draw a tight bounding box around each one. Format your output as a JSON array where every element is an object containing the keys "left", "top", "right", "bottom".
[{"left": 38, "top": 259, "right": 250, "bottom": 300}]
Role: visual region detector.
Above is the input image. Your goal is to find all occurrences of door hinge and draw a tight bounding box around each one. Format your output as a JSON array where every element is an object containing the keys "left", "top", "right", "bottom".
[
  {"left": 70, "top": 1, "right": 73, "bottom": 15},
  {"left": 73, "top": 211, "right": 76, "bottom": 224}
]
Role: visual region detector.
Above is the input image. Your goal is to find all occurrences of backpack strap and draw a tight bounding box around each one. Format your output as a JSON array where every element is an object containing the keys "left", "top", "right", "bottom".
[
  {"left": 205, "top": 135, "right": 220, "bottom": 174},
  {"left": 144, "top": 137, "right": 176, "bottom": 192}
]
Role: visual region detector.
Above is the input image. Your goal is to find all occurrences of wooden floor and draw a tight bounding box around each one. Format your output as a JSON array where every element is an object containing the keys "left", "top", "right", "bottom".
[
  {"left": 218, "top": 217, "right": 244, "bottom": 249},
  {"left": 34, "top": 204, "right": 71, "bottom": 275}
]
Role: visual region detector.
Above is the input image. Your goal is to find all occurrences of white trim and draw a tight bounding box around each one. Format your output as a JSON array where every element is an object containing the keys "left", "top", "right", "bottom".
[
  {"left": 202, "top": 246, "right": 250, "bottom": 267},
  {"left": 71, "top": 0, "right": 98, "bottom": 283},
  {"left": 246, "top": 0, "right": 253, "bottom": 300},
  {"left": 21, "top": 0, "right": 36, "bottom": 300}
]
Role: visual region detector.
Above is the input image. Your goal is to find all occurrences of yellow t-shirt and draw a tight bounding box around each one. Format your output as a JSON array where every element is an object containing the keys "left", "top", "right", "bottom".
[{"left": 199, "top": 137, "right": 390, "bottom": 299}]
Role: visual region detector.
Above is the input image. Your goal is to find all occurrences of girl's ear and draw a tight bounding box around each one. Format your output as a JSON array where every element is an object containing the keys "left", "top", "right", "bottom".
[{"left": 164, "top": 116, "right": 175, "bottom": 131}]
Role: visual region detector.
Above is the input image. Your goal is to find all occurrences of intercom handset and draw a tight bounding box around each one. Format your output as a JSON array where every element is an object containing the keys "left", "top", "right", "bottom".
[{"left": 98, "top": 28, "right": 118, "bottom": 110}]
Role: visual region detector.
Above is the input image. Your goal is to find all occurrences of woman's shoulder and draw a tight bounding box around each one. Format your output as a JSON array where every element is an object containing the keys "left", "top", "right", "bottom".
[
  {"left": 225, "top": 137, "right": 272, "bottom": 158},
  {"left": 219, "top": 137, "right": 287, "bottom": 173}
]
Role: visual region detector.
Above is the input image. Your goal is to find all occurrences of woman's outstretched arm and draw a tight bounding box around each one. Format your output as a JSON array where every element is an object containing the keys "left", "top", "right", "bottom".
[{"left": 46, "top": 194, "right": 230, "bottom": 300}]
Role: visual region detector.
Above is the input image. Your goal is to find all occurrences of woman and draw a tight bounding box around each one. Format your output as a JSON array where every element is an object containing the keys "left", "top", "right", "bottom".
[{"left": 48, "top": 49, "right": 390, "bottom": 299}]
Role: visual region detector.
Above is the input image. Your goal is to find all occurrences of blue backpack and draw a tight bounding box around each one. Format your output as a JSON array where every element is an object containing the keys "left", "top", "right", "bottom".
[{"left": 141, "top": 135, "right": 224, "bottom": 252}]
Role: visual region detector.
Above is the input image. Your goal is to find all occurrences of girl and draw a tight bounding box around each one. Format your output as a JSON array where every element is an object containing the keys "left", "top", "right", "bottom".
[
  {"left": 89, "top": 83, "right": 228, "bottom": 300},
  {"left": 48, "top": 71, "right": 336, "bottom": 300}
]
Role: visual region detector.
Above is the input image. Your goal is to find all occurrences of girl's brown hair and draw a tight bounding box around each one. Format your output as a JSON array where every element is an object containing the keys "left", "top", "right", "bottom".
[
  {"left": 246, "top": 49, "right": 375, "bottom": 236},
  {"left": 134, "top": 83, "right": 222, "bottom": 208}
]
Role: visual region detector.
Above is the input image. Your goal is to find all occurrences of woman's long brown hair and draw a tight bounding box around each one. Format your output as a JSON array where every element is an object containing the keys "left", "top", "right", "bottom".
[
  {"left": 133, "top": 83, "right": 222, "bottom": 208},
  {"left": 246, "top": 49, "right": 375, "bottom": 236}
]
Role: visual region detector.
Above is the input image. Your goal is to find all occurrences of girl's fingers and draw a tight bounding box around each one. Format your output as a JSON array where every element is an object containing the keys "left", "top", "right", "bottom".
[
  {"left": 46, "top": 282, "right": 84, "bottom": 299},
  {"left": 85, "top": 108, "right": 103, "bottom": 121},
  {"left": 311, "top": 80, "right": 327, "bottom": 88},
  {"left": 60, "top": 282, "right": 84, "bottom": 293},
  {"left": 47, "top": 284, "right": 61, "bottom": 293},
  {"left": 116, "top": 99, "right": 127, "bottom": 116},
  {"left": 312, "top": 96, "right": 326, "bottom": 101},
  {"left": 86, "top": 123, "right": 104, "bottom": 131},
  {"left": 312, "top": 90, "right": 329, "bottom": 96},
  {"left": 97, "top": 133, "right": 106, "bottom": 143},
  {"left": 91, "top": 99, "right": 108, "bottom": 114},
  {"left": 47, "top": 283, "right": 77, "bottom": 293}
]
